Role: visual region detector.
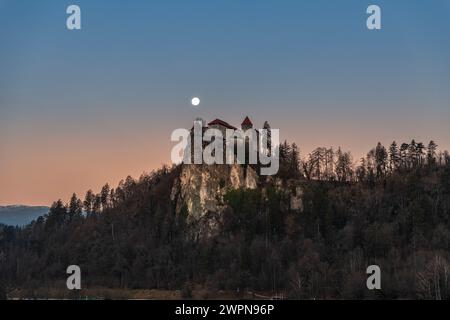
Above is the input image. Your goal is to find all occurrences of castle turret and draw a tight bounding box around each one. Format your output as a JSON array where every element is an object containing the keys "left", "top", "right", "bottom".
[{"left": 241, "top": 116, "right": 253, "bottom": 131}]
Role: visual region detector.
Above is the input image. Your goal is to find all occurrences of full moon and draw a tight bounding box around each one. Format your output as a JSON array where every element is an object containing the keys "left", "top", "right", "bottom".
[{"left": 191, "top": 97, "right": 200, "bottom": 106}]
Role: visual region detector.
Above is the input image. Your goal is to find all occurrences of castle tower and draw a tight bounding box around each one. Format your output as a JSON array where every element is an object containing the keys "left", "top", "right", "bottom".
[{"left": 241, "top": 116, "right": 253, "bottom": 131}]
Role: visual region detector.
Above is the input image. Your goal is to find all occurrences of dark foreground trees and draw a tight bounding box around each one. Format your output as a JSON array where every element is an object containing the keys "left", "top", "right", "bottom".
[{"left": 0, "top": 142, "right": 449, "bottom": 299}]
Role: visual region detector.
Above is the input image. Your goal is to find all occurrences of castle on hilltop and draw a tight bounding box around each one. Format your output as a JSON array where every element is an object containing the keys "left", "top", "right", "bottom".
[
  {"left": 192, "top": 116, "right": 255, "bottom": 135},
  {"left": 186, "top": 116, "right": 271, "bottom": 165}
]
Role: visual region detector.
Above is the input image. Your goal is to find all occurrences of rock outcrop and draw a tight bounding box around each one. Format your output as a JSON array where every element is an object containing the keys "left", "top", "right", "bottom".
[
  {"left": 170, "top": 164, "right": 303, "bottom": 238},
  {"left": 171, "top": 164, "right": 258, "bottom": 220}
]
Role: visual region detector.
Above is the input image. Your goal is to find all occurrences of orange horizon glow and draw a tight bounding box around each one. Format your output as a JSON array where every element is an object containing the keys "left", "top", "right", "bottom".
[{"left": 1, "top": 113, "right": 449, "bottom": 206}]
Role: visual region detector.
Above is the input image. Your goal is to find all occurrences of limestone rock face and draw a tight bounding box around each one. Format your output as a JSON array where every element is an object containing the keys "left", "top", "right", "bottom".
[
  {"left": 171, "top": 164, "right": 258, "bottom": 220},
  {"left": 170, "top": 164, "right": 303, "bottom": 238}
]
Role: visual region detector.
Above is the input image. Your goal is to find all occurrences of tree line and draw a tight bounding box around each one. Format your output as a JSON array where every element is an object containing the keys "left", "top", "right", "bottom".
[
  {"left": 0, "top": 140, "right": 449, "bottom": 299},
  {"left": 278, "top": 140, "right": 449, "bottom": 183}
]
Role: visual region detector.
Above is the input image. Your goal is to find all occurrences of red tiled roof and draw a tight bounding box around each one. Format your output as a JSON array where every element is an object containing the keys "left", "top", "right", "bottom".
[
  {"left": 241, "top": 116, "right": 253, "bottom": 126},
  {"left": 208, "top": 119, "right": 237, "bottom": 129}
]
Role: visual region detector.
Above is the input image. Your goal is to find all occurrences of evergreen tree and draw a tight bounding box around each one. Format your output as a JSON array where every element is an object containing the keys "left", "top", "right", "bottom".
[
  {"left": 279, "top": 140, "right": 290, "bottom": 161},
  {"left": 93, "top": 194, "right": 102, "bottom": 214},
  {"left": 416, "top": 142, "right": 425, "bottom": 167},
  {"left": 290, "top": 143, "right": 301, "bottom": 178},
  {"left": 46, "top": 199, "right": 67, "bottom": 227},
  {"left": 100, "top": 183, "right": 111, "bottom": 210},
  {"left": 375, "top": 142, "right": 388, "bottom": 179},
  {"left": 389, "top": 141, "right": 400, "bottom": 172},
  {"left": 409, "top": 139, "right": 418, "bottom": 168},
  {"left": 400, "top": 143, "right": 409, "bottom": 170},
  {"left": 68, "top": 193, "right": 83, "bottom": 221},
  {"left": 83, "top": 190, "right": 95, "bottom": 215}
]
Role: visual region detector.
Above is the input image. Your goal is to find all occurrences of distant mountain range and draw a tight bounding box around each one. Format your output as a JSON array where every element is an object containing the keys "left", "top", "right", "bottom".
[{"left": 0, "top": 205, "right": 49, "bottom": 226}]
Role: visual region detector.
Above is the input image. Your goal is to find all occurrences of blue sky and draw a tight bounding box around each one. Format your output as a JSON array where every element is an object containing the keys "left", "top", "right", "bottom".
[{"left": 1, "top": 0, "right": 450, "bottom": 204}]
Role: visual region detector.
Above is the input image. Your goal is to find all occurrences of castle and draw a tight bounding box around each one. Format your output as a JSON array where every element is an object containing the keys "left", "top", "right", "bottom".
[
  {"left": 187, "top": 116, "right": 266, "bottom": 165},
  {"left": 192, "top": 116, "right": 255, "bottom": 135},
  {"left": 208, "top": 116, "right": 254, "bottom": 133}
]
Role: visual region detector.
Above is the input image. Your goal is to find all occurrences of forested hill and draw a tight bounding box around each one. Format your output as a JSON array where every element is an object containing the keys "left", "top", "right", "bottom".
[{"left": 0, "top": 140, "right": 449, "bottom": 299}]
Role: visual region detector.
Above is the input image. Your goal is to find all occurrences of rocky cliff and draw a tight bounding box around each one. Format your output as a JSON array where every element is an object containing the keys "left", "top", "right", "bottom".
[
  {"left": 171, "top": 164, "right": 303, "bottom": 226},
  {"left": 171, "top": 164, "right": 259, "bottom": 220}
]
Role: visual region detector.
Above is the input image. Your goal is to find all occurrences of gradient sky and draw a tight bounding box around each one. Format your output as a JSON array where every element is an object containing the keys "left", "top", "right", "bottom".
[{"left": 1, "top": 0, "right": 450, "bottom": 205}]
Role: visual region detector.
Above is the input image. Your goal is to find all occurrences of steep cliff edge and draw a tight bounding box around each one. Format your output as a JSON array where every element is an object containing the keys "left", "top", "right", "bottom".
[
  {"left": 171, "top": 164, "right": 259, "bottom": 220},
  {"left": 171, "top": 164, "right": 303, "bottom": 225}
]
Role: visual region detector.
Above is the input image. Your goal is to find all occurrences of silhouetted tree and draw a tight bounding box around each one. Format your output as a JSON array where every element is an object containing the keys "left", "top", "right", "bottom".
[
  {"left": 93, "top": 194, "right": 102, "bottom": 214},
  {"left": 400, "top": 143, "right": 409, "bottom": 170},
  {"left": 389, "top": 141, "right": 400, "bottom": 172},
  {"left": 290, "top": 143, "right": 301, "bottom": 178},
  {"left": 335, "top": 148, "right": 353, "bottom": 182},
  {"left": 101, "top": 183, "right": 111, "bottom": 210},
  {"left": 83, "top": 190, "right": 95, "bottom": 215},
  {"left": 68, "top": 193, "right": 83, "bottom": 222},
  {"left": 46, "top": 199, "right": 67, "bottom": 228},
  {"left": 427, "top": 141, "right": 438, "bottom": 167},
  {"left": 375, "top": 142, "right": 388, "bottom": 179}
]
